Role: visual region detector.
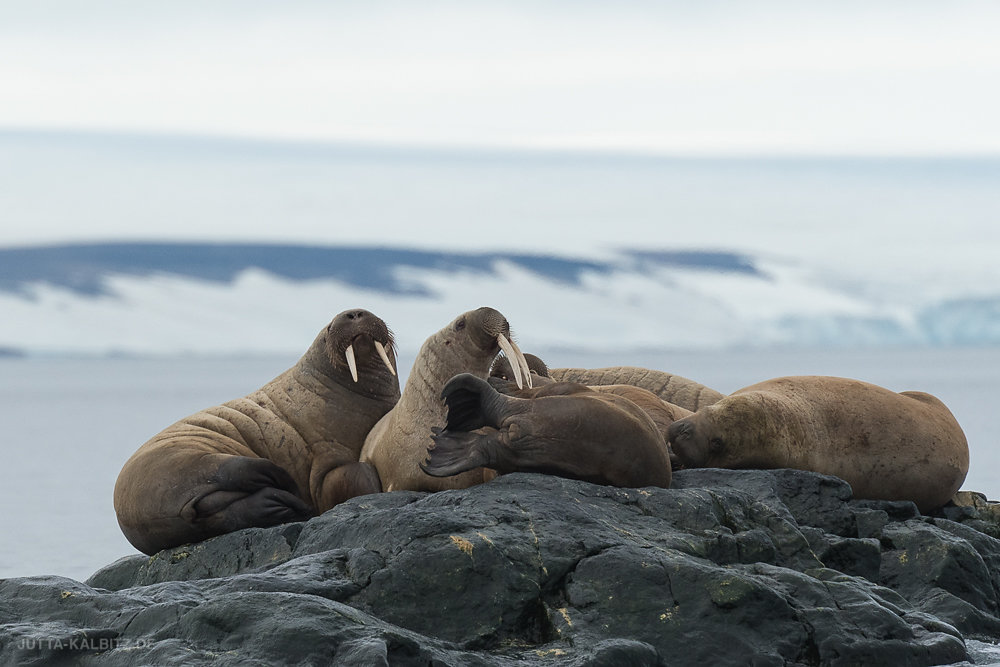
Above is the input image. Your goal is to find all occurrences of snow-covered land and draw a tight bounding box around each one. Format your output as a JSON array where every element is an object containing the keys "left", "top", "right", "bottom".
[{"left": 1, "top": 242, "right": 998, "bottom": 357}]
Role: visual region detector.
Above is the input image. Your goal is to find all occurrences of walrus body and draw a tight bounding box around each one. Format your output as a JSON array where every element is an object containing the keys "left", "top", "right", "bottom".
[
  {"left": 422, "top": 374, "right": 672, "bottom": 489},
  {"left": 667, "top": 376, "right": 969, "bottom": 512},
  {"left": 491, "top": 358, "right": 691, "bottom": 467},
  {"left": 492, "top": 357, "right": 693, "bottom": 465},
  {"left": 115, "top": 309, "right": 400, "bottom": 555},
  {"left": 360, "top": 307, "right": 531, "bottom": 492},
  {"left": 547, "top": 366, "right": 724, "bottom": 412}
]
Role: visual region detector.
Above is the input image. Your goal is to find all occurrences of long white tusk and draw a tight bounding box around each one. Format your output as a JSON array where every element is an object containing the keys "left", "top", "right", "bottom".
[
  {"left": 374, "top": 340, "right": 396, "bottom": 376},
  {"left": 496, "top": 333, "right": 523, "bottom": 389},
  {"left": 508, "top": 336, "right": 532, "bottom": 389},
  {"left": 345, "top": 344, "right": 359, "bottom": 383}
]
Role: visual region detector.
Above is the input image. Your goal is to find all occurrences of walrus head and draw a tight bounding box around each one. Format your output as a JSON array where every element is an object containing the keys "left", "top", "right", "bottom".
[
  {"left": 666, "top": 417, "right": 711, "bottom": 469},
  {"left": 422, "top": 373, "right": 672, "bottom": 489},
  {"left": 667, "top": 394, "right": 780, "bottom": 470},
  {"left": 323, "top": 308, "right": 399, "bottom": 388},
  {"left": 439, "top": 307, "right": 533, "bottom": 389},
  {"left": 489, "top": 351, "right": 551, "bottom": 394}
]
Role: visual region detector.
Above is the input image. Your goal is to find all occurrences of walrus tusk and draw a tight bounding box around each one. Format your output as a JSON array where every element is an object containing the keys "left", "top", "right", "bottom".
[
  {"left": 496, "top": 333, "right": 524, "bottom": 389},
  {"left": 374, "top": 340, "right": 396, "bottom": 376},
  {"left": 508, "top": 336, "right": 532, "bottom": 389},
  {"left": 345, "top": 344, "right": 359, "bottom": 383}
]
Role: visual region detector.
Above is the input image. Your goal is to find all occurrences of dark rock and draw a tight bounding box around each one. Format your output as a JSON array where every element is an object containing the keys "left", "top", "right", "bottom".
[
  {"left": 800, "top": 527, "right": 882, "bottom": 580},
  {"left": 852, "top": 498, "right": 922, "bottom": 522},
  {"left": 671, "top": 468, "right": 857, "bottom": 536},
  {"left": 851, "top": 506, "right": 893, "bottom": 539},
  {"left": 879, "top": 519, "right": 1000, "bottom": 637},
  {"left": 3, "top": 470, "right": 1000, "bottom": 665},
  {"left": 86, "top": 523, "right": 303, "bottom": 591},
  {"left": 932, "top": 492, "right": 1000, "bottom": 541}
]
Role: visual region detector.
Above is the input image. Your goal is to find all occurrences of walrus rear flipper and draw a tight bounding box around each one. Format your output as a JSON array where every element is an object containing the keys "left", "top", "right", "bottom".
[
  {"left": 422, "top": 426, "right": 499, "bottom": 478},
  {"left": 196, "top": 487, "right": 313, "bottom": 535},
  {"left": 440, "top": 373, "right": 512, "bottom": 432},
  {"left": 187, "top": 456, "right": 313, "bottom": 531}
]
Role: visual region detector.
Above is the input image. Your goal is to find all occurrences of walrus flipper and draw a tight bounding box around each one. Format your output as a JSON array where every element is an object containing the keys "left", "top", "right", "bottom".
[
  {"left": 190, "top": 456, "right": 314, "bottom": 530},
  {"left": 196, "top": 487, "right": 313, "bottom": 535},
  {"left": 422, "top": 427, "right": 497, "bottom": 478},
  {"left": 440, "top": 373, "right": 506, "bottom": 432}
]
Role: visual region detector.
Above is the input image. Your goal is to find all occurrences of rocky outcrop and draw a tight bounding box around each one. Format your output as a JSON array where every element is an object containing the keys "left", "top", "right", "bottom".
[{"left": 3, "top": 470, "right": 1000, "bottom": 665}]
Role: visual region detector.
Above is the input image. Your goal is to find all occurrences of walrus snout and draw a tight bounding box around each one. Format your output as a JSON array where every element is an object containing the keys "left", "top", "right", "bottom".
[
  {"left": 327, "top": 308, "right": 397, "bottom": 381},
  {"left": 458, "top": 307, "right": 532, "bottom": 389},
  {"left": 667, "top": 419, "right": 693, "bottom": 442}
]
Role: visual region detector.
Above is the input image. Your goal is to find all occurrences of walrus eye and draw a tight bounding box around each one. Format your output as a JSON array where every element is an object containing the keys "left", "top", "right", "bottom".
[{"left": 455, "top": 319, "right": 466, "bottom": 332}]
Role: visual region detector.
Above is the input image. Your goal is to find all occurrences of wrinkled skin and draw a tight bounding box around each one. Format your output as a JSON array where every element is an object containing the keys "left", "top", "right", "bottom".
[
  {"left": 361, "top": 307, "right": 529, "bottom": 492},
  {"left": 422, "top": 374, "right": 672, "bottom": 489},
  {"left": 548, "top": 366, "right": 724, "bottom": 412},
  {"left": 492, "top": 354, "right": 692, "bottom": 468},
  {"left": 115, "top": 309, "right": 400, "bottom": 555},
  {"left": 667, "top": 375, "right": 969, "bottom": 513}
]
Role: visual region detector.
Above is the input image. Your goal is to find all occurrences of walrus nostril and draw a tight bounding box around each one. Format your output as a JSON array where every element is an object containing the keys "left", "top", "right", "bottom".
[{"left": 346, "top": 310, "right": 366, "bottom": 320}]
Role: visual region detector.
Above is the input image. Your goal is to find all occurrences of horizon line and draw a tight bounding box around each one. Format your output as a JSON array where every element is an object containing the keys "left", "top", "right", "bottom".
[{"left": 4, "top": 125, "right": 1000, "bottom": 163}]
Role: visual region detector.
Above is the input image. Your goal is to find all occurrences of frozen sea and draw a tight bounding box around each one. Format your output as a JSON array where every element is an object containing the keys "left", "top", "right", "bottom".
[{"left": 0, "top": 346, "right": 997, "bottom": 582}]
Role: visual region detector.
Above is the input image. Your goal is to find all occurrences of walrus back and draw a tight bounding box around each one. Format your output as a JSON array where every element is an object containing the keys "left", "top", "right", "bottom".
[
  {"left": 730, "top": 376, "right": 970, "bottom": 512},
  {"left": 548, "top": 366, "right": 724, "bottom": 412}
]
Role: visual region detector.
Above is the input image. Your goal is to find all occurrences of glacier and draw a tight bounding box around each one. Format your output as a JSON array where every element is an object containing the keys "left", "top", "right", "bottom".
[{"left": 0, "top": 242, "right": 997, "bottom": 356}]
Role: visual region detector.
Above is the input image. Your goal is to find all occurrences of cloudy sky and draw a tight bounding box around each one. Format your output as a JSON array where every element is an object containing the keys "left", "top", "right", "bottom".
[{"left": 3, "top": 1, "right": 1000, "bottom": 155}]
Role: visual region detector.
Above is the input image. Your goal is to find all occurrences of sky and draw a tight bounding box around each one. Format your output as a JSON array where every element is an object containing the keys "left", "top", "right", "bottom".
[
  {"left": 2, "top": 0, "right": 999, "bottom": 277},
  {"left": 3, "top": 1, "right": 1000, "bottom": 155}
]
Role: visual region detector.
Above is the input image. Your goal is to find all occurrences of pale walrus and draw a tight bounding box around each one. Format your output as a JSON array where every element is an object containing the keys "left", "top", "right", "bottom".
[
  {"left": 114, "top": 309, "right": 400, "bottom": 555},
  {"left": 547, "top": 366, "right": 725, "bottom": 412},
  {"left": 360, "top": 306, "right": 532, "bottom": 492},
  {"left": 667, "top": 376, "right": 970, "bottom": 512},
  {"left": 421, "top": 373, "right": 672, "bottom": 489}
]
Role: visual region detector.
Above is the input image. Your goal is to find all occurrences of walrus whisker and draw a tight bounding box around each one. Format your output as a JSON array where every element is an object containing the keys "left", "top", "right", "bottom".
[
  {"left": 496, "top": 333, "right": 523, "bottom": 389},
  {"left": 374, "top": 340, "right": 396, "bottom": 376},
  {"left": 345, "top": 344, "right": 359, "bottom": 383},
  {"left": 507, "top": 336, "right": 532, "bottom": 389}
]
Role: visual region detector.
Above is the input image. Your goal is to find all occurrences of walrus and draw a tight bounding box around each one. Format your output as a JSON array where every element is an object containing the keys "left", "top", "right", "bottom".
[
  {"left": 491, "top": 354, "right": 693, "bottom": 467},
  {"left": 667, "top": 376, "right": 970, "bottom": 512},
  {"left": 360, "top": 306, "right": 532, "bottom": 492},
  {"left": 114, "top": 308, "right": 400, "bottom": 555},
  {"left": 547, "top": 366, "right": 724, "bottom": 412},
  {"left": 489, "top": 352, "right": 554, "bottom": 392},
  {"left": 421, "top": 373, "right": 672, "bottom": 489}
]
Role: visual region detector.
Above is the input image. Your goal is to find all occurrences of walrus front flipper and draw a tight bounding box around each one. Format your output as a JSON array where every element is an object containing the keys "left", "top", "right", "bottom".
[{"left": 422, "top": 426, "right": 500, "bottom": 478}]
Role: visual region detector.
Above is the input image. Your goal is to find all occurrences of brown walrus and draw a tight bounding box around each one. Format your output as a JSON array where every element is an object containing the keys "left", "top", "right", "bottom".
[
  {"left": 360, "top": 306, "right": 532, "bottom": 492},
  {"left": 547, "top": 366, "right": 725, "bottom": 412},
  {"left": 491, "top": 354, "right": 692, "bottom": 468},
  {"left": 421, "top": 373, "right": 672, "bottom": 489},
  {"left": 114, "top": 309, "right": 400, "bottom": 555},
  {"left": 667, "top": 375, "right": 970, "bottom": 512}
]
